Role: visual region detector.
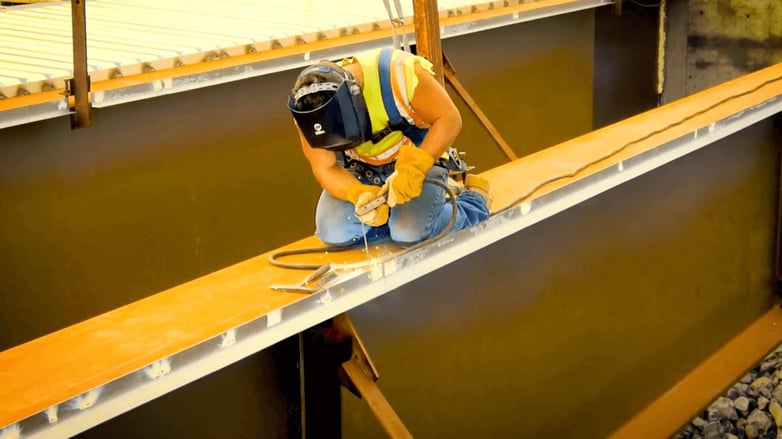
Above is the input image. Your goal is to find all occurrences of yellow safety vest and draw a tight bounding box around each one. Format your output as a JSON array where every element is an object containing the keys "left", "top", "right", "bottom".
[{"left": 339, "top": 49, "right": 434, "bottom": 166}]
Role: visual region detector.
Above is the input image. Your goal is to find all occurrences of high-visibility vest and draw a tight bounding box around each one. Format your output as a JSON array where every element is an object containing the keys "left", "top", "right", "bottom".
[{"left": 339, "top": 48, "right": 431, "bottom": 166}]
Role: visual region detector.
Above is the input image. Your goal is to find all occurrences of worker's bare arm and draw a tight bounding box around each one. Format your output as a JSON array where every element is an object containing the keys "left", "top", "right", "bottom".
[
  {"left": 409, "top": 62, "right": 462, "bottom": 161},
  {"left": 298, "top": 129, "right": 361, "bottom": 201}
]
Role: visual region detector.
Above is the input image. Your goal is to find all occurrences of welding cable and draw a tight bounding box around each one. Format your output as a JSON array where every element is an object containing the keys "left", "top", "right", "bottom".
[
  {"left": 494, "top": 74, "right": 782, "bottom": 216},
  {"left": 268, "top": 178, "right": 457, "bottom": 271}
]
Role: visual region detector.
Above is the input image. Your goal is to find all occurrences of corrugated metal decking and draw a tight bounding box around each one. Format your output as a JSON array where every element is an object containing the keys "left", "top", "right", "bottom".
[
  {"left": 0, "top": 0, "right": 581, "bottom": 94},
  {"left": 0, "top": 0, "right": 610, "bottom": 128}
]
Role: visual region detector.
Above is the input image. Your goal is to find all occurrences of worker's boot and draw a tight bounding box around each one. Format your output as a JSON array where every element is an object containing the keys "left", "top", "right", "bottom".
[
  {"left": 463, "top": 174, "right": 492, "bottom": 209},
  {"left": 439, "top": 147, "right": 491, "bottom": 209},
  {"left": 445, "top": 173, "right": 492, "bottom": 209}
]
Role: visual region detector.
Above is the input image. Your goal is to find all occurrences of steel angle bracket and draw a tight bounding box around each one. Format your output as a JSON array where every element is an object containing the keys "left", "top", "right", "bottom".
[{"left": 69, "top": 0, "right": 92, "bottom": 128}]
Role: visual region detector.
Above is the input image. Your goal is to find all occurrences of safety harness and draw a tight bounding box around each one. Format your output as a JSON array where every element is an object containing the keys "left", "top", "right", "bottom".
[
  {"left": 377, "top": 47, "right": 429, "bottom": 146},
  {"left": 338, "top": 47, "right": 469, "bottom": 180}
]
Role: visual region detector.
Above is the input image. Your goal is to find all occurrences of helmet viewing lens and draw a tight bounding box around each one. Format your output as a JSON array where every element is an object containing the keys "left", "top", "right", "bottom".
[{"left": 287, "top": 80, "right": 371, "bottom": 151}]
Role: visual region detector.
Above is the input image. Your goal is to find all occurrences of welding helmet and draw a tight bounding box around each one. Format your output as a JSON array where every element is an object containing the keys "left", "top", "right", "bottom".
[{"left": 287, "top": 62, "right": 372, "bottom": 151}]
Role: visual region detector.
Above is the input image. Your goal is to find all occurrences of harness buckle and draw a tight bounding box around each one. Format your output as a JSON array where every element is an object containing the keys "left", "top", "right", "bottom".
[{"left": 437, "top": 146, "right": 474, "bottom": 175}]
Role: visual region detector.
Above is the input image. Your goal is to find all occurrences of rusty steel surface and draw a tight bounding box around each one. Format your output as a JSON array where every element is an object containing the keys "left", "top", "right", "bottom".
[
  {"left": 341, "top": 360, "right": 413, "bottom": 439},
  {"left": 413, "top": 0, "right": 445, "bottom": 84},
  {"left": 69, "top": 0, "right": 90, "bottom": 128}
]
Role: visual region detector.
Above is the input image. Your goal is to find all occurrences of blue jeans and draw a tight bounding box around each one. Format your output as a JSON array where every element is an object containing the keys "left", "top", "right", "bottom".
[{"left": 315, "top": 164, "right": 490, "bottom": 246}]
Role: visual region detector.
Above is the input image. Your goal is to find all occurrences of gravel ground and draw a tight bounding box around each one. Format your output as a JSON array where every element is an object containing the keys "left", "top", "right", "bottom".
[{"left": 676, "top": 348, "right": 782, "bottom": 439}]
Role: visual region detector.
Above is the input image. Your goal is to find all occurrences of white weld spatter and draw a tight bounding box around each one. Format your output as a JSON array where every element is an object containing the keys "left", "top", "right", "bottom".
[
  {"left": 68, "top": 387, "right": 103, "bottom": 410},
  {"left": 44, "top": 405, "right": 58, "bottom": 423},
  {"left": 0, "top": 424, "right": 21, "bottom": 439},
  {"left": 219, "top": 329, "right": 236, "bottom": 349},
  {"left": 145, "top": 359, "right": 171, "bottom": 379}
]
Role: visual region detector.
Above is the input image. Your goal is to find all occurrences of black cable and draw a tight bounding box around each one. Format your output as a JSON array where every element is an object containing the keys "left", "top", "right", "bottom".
[
  {"left": 268, "top": 178, "right": 458, "bottom": 271},
  {"left": 268, "top": 244, "right": 358, "bottom": 270},
  {"left": 494, "top": 75, "right": 782, "bottom": 216}
]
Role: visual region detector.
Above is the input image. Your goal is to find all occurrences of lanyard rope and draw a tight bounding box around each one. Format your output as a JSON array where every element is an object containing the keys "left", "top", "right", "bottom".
[{"left": 382, "top": 0, "right": 410, "bottom": 52}]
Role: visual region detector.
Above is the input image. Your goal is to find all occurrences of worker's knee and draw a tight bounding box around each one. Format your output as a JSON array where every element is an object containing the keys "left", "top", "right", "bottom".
[
  {"left": 315, "top": 225, "right": 356, "bottom": 246},
  {"left": 317, "top": 221, "right": 390, "bottom": 246},
  {"left": 315, "top": 191, "right": 356, "bottom": 245},
  {"left": 315, "top": 190, "right": 391, "bottom": 245},
  {"left": 389, "top": 221, "right": 430, "bottom": 245},
  {"left": 315, "top": 210, "right": 363, "bottom": 246}
]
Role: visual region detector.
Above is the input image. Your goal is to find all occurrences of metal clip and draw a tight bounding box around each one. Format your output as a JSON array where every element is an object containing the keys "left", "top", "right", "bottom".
[
  {"left": 354, "top": 184, "right": 390, "bottom": 217},
  {"left": 44, "top": 405, "right": 59, "bottom": 424},
  {"left": 270, "top": 263, "right": 336, "bottom": 293}
]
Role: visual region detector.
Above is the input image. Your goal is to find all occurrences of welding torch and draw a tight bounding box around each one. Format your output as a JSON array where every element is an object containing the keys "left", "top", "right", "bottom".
[{"left": 354, "top": 184, "right": 390, "bottom": 217}]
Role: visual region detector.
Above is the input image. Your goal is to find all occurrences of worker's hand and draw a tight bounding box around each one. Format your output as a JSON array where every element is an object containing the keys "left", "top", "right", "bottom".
[
  {"left": 386, "top": 145, "right": 435, "bottom": 207},
  {"left": 346, "top": 183, "right": 390, "bottom": 227}
]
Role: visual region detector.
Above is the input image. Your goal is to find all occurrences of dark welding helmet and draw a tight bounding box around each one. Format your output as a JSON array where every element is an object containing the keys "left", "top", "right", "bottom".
[{"left": 287, "top": 63, "right": 372, "bottom": 151}]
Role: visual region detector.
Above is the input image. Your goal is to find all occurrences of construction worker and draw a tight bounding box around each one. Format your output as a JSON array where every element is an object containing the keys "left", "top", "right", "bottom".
[{"left": 287, "top": 47, "right": 491, "bottom": 246}]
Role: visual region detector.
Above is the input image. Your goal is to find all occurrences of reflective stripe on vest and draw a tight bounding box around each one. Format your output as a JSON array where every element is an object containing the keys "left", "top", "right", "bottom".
[{"left": 339, "top": 49, "right": 433, "bottom": 165}]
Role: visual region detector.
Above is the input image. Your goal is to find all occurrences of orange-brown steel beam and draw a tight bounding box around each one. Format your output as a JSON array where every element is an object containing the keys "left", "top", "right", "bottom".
[
  {"left": 341, "top": 361, "right": 412, "bottom": 438},
  {"left": 69, "top": 0, "right": 91, "bottom": 128},
  {"left": 412, "top": 0, "right": 516, "bottom": 161},
  {"left": 412, "top": 0, "right": 444, "bottom": 85},
  {"left": 327, "top": 315, "right": 412, "bottom": 438}
]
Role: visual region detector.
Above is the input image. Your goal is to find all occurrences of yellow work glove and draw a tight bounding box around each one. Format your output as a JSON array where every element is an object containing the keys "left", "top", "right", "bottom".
[
  {"left": 386, "top": 145, "right": 435, "bottom": 207},
  {"left": 346, "top": 183, "right": 389, "bottom": 227}
]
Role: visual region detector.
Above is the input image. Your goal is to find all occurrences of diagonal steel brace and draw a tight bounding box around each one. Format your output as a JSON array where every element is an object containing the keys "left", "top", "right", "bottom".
[
  {"left": 443, "top": 52, "right": 518, "bottom": 161},
  {"left": 323, "top": 314, "right": 413, "bottom": 439}
]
